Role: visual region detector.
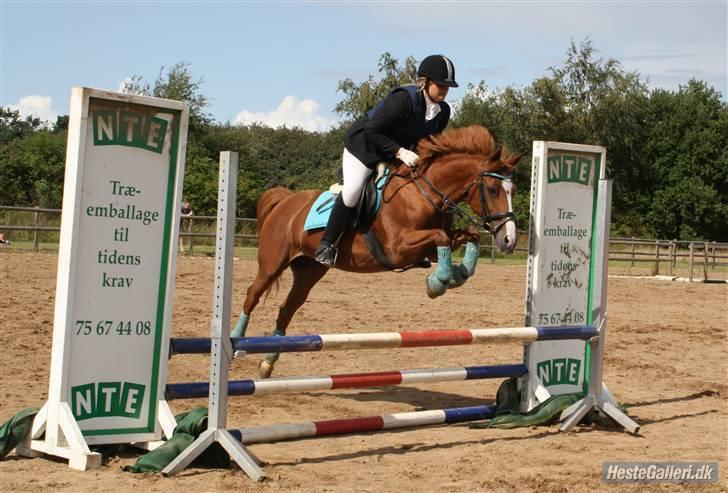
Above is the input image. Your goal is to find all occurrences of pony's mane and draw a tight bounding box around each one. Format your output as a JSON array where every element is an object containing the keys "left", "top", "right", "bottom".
[{"left": 417, "top": 125, "right": 516, "bottom": 172}]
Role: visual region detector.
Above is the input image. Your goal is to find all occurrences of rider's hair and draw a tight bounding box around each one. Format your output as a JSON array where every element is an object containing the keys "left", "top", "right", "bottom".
[{"left": 416, "top": 76, "right": 429, "bottom": 92}]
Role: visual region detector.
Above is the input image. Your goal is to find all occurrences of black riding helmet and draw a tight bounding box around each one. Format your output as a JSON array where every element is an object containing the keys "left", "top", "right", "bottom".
[{"left": 417, "top": 55, "right": 458, "bottom": 88}]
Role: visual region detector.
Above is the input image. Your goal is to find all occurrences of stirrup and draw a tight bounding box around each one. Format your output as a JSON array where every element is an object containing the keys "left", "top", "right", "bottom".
[{"left": 314, "top": 243, "right": 337, "bottom": 268}]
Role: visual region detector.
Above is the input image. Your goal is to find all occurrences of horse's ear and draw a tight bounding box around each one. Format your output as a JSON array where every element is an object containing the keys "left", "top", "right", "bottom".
[
  {"left": 507, "top": 153, "right": 523, "bottom": 166},
  {"left": 488, "top": 147, "right": 502, "bottom": 162}
]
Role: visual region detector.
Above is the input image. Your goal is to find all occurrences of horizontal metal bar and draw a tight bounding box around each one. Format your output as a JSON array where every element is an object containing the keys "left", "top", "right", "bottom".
[
  {"left": 165, "top": 363, "right": 529, "bottom": 400},
  {"left": 228, "top": 405, "right": 498, "bottom": 444},
  {"left": 169, "top": 326, "right": 597, "bottom": 355}
]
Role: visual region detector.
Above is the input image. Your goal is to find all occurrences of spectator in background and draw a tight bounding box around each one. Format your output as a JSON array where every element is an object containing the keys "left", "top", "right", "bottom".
[{"left": 179, "top": 201, "right": 193, "bottom": 254}]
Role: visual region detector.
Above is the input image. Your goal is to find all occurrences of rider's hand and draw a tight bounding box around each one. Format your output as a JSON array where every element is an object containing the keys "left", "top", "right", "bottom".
[{"left": 396, "top": 148, "right": 419, "bottom": 168}]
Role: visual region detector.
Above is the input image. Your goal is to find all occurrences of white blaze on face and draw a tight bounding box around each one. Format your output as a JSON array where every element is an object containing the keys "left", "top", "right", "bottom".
[{"left": 502, "top": 179, "right": 517, "bottom": 242}]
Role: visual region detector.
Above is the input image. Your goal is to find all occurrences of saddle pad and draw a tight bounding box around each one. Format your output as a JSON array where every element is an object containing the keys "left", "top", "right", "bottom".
[
  {"left": 303, "top": 169, "right": 389, "bottom": 232},
  {"left": 303, "top": 191, "right": 338, "bottom": 231}
]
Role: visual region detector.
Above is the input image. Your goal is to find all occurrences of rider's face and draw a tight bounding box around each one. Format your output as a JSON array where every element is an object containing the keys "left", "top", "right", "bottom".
[{"left": 427, "top": 82, "right": 449, "bottom": 103}]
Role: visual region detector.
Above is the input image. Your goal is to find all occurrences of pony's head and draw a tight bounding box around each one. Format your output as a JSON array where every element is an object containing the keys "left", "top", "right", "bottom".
[{"left": 418, "top": 126, "right": 521, "bottom": 253}]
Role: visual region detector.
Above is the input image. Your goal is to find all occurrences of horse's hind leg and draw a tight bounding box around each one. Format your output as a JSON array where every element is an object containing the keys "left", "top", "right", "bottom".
[
  {"left": 259, "top": 255, "right": 328, "bottom": 378},
  {"left": 231, "top": 250, "right": 291, "bottom": 338}
]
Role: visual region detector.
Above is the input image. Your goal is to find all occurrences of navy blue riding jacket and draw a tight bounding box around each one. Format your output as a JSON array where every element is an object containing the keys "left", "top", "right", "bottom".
[{"left": 344, "top": 85, "right": 450, "bottom": 169}]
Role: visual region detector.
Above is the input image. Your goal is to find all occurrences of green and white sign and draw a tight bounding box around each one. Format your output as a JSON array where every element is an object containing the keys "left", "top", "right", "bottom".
[
  {"left": 523, "top": 141, "right": 606, "bottom": 409},
  {"left": 38, "top": 88, "right": 188, "bottom": 457}
]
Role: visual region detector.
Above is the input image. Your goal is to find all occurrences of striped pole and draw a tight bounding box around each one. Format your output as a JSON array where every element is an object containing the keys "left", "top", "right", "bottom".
[
  {"left": 166, "top": 364, "right": 528, "bottom": 400},
  {"left": 229, "top": 405, "right": 498, "bottom": 444},
  {"left": 170, "top": 325, "right": 598, "bottom": 355}
]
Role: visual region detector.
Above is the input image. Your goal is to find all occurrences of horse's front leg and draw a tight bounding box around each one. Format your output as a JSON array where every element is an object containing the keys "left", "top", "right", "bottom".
[
  {"left": 449, "top": 225, "right": 481, "bottom": 250},
  {"left": 388, "top": 228, "right": 452, "bottom": 264},
  {"left": 390, "top": 228, "right": 481, "bottom": 298},
  {"left": 388, "top": 228, "right": 457, "bottom": 299},
  {"left": 445, "top": 225, "right": 481, "bottom": 289}
]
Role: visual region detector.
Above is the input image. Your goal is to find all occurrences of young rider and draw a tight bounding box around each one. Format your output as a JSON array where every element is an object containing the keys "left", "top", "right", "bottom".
[{"left": 314, "top": 54, "right": 458, "bottom": 267}]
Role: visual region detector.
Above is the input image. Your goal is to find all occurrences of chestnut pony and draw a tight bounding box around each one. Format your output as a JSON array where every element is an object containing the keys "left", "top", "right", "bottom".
[{"left": 236, "top": 125, "right": 520, "bottom": 377}]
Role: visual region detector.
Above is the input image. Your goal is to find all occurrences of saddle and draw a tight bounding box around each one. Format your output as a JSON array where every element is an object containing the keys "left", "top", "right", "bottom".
[
  {"left": 354, "top": 163, "right": 389, "bottom": 228},
  {"left": 356, "top": 165, "right": 431, "bottom": 271},
  {"left": 304, "top": 164, "right": 431, "bottom": 271}
]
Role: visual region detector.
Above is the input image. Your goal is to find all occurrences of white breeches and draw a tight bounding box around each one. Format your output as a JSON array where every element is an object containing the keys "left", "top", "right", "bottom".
[{"left": 341, "top": 148, "right": 373, "bottom": 207}]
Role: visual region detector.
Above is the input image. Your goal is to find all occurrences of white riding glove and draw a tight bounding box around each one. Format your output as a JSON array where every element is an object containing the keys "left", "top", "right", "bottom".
[{"left": 396, "top": 148, "right": 419, "bottom": 168}]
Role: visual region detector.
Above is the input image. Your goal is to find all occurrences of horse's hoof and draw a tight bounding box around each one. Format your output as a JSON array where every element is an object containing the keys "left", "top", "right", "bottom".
[
  {"left": 426, "top": 284, "right": 438, "bottom": 299},
  {"left": 426, "top": 273, "right": 448, "bottom": 299},
  {"left": 258, "top": 360, "right": 274, "bottom": 379}
]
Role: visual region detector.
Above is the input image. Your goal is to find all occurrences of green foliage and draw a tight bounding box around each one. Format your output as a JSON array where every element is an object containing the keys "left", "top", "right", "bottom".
[
  {"left": 0, "top": 108, "right": 44, "bottom": 145},
  {"left": 1, "top": 48, "right": 725, "bottom": 242},
  {"left": 0, "top": 129, "right": 67, "bottom": 207},
  {"left": 452, "top": 38, "right": 652, "bottom": 236},
  {"left": 643, "top": 80, "right": 728, "bottom": 240},
  {"left": 335, "top": 52, "right": 418, "bottom": 119},
  {"left": 121, "top": 62, "right": 212, "bottom": 131}
]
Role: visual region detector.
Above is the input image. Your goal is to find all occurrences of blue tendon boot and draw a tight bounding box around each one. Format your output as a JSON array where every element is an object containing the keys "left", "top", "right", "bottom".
[
  {"left": 426, "top": 246, "right": 453, "bottom": 298},
  {"left": 450, "top": 241, "right": 480, "bottom": 288},
  {"left": 231, "top": 312, "right": 250, "bottom": 338},
  {"left": 258, "top": 329, "right": 285, "bottom": 378}
]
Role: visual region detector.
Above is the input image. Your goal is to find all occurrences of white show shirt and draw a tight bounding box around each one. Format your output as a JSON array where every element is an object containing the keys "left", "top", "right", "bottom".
[{"left": 423, "top": 90, "right": 441, "bottom": 121}]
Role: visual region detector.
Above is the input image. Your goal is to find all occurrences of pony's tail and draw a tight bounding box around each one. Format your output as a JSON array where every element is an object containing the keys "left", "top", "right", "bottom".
[{"left": 256, "top": 187, "right": 293, "bottom": 233}]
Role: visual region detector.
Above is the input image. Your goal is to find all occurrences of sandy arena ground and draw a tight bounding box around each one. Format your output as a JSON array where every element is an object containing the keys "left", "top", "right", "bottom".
[{"left": 0, "top": 251, "right": 726, "bottom": 492}]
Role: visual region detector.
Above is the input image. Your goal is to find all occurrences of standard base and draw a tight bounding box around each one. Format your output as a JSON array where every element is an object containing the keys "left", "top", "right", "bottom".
[
  {"left": 559, "top": 385, "right": 640, "bottom": 434},
  {"left": 162, "top": 428, "right": 265, "bottom": 481}
]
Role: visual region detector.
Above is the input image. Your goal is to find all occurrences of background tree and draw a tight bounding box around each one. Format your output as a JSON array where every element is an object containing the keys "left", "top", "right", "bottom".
[
  {"left": 335, "top": 52, "right": 418, "bottom": 120},
  {"left": 122, "top": 62, "right": 211, "bottom": 131},
  {"left": 452, "top": 39, "right": 650, "bottom": 234},
  {"left": 1, "top": 45, "right": 725, "bottom": 241},
  {"left": 0, "top": 129, "right": 66, "bottom": 207},
  {"left": 643, "top": 80, "right": 728, "bottom": 240},
  {"left": 0, "top": 108, "right": 44, "bottom": 145}
]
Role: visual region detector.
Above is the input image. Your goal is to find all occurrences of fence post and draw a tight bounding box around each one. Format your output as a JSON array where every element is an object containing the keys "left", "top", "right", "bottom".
[
  {"left": 667, "top": 240, "right": 674, "bottom": 276},
  {"left": 711, "top": 241, "right": 716, "bottom": 269},
  {"left": 490, "top": 235, "right": 496, "bottom": 264},
  {"left": 187, "top": 217, "right": 194, "bottom": 256},
  {"left": 653, "top": 240, "right": 660, "bottom": 275},
  {"left": 33, "top": 207, "right": 40, "bottom": 252},
  {"left": 672, "top": 239, "right": 678, "bottom": 274},
  {"left": 703, "top": 242, "right": 709, "bottom": 282},
  {"left": 688, "top": 242, "right": 695, "bottom": 282},
  {"left": 630, "top": 238, "right": 636, "bottom": 268}
]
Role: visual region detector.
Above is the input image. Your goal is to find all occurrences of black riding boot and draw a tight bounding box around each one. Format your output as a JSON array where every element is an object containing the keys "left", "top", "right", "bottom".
[{"left": 314, "top": 194, "right": 354, "bottom": 268}]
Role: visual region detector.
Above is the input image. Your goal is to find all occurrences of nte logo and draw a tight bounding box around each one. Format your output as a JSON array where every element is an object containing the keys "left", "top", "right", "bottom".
[
  {"left": 536, "top": 358, "right": 581, "bottom": 386},
  {"left": 71, "top": 381, "right": 146, "bottom": 420},
  {"left": 92, "top": 109, "right": 168, "bottom": 154}
]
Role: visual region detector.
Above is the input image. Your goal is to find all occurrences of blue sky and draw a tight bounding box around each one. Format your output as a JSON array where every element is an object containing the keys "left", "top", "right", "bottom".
[{"left": 1, "top": 1, "right": 726, "bottom": 131}]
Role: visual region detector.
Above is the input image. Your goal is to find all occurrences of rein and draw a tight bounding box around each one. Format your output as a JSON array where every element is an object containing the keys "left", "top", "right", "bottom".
[{"left": 409, "top": 167, "right": 515, "bottom": 234}]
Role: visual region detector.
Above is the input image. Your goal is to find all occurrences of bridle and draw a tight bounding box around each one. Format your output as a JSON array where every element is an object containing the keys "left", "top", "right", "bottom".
[{"left": 409, "top": 168, "right": 515, "bottom": 234}]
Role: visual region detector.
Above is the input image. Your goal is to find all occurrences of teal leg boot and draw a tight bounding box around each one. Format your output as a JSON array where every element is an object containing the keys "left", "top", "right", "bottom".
[
  {"left": 258, "top": 329, "right": 285, "bottom": 378},
  {"left": 426, "top": 246, "right": 453, "bottom": 298},
  {"left": 450, "top": 241, "right": 480, "bottom": 288},
  {"left": 231, "top": 312, "right": 249, "bottom": 337}
]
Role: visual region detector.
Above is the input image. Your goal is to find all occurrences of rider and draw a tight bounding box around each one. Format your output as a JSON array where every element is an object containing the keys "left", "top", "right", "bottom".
[{"left": 314, "top": 54, "right": 458, "bottom": 267}]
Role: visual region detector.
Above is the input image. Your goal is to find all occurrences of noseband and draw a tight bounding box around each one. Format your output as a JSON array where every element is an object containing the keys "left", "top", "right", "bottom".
[{"left": 409, "top": 168, "right": 515, "bottom": 234}]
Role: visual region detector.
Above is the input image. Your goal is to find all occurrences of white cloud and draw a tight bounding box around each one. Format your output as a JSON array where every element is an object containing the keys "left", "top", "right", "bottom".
[
  {"left": 234, "top": 95, "right": 337, "bottom": 132},
  {"left": 117, "top": 78, "right": 133, "bottom": 92},
  {"left": 9, "top": 95, "right": 58, "bottom": 123}
]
